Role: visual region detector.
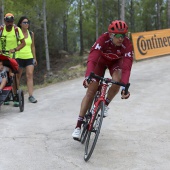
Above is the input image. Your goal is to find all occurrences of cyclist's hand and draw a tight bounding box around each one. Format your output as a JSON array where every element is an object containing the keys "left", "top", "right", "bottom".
[
  {"left": 83, "top": 77, "right": 96, "bottom": 88},
  {"left": 83, "top": 79, "right": 88, "bottom": 88},
  {"left": 121, "top": 89, "right": 130, "bottom": 99}
]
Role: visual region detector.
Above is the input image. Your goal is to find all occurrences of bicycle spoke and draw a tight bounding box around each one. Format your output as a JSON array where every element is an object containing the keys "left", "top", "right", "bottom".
[{"left": 80, "top": 111, "right": 91, "bottom": 144}]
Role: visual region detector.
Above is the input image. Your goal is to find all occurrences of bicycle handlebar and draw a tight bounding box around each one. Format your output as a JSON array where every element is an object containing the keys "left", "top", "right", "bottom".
[{"left": 88, "top": 72, "right": 130, "bottom": 95}]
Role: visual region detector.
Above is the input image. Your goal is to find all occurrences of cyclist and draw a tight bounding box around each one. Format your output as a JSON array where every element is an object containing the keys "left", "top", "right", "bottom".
[
  {"left": 72, "top": 20, "right": 134, "bottom": 139},
  {"left": 0, "top": 13, "right": 26, "bottom": 106}
]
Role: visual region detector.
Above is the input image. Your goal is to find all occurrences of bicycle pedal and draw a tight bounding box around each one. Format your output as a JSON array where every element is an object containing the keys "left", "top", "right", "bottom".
[{"left": 73, "top": 137, "right": 80, "bottom": 142}]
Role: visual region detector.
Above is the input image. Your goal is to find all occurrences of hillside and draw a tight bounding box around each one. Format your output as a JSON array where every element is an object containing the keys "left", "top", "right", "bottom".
[{"left": 19, "top": 52, "right": 87, "bottom": 90}]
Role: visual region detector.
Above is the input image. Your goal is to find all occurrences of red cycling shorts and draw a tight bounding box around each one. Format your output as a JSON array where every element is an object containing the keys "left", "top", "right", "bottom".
[{"left": 86, "top": 56, "right": 123, "bottom": 80}]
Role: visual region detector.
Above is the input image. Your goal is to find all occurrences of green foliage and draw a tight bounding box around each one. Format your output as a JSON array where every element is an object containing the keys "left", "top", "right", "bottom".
[
  {"left": 1, "top": 0, "right": 169, "bottom": 69},
  {"left": 126, "top": 0, "right": 167, "bottom": 32}
]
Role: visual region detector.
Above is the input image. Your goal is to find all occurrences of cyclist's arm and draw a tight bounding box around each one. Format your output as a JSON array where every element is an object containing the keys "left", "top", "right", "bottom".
[
  {"left": 83, "top": 34, "right": 107, "bottom": 87},
  {"left": 120, "top": 44, "right": 133, "bottom": 99},
  {"left": 82, "top": 49, "right": 102, "bottom": 88},
  {"left": 85, "top": 52, "right": 101, "bottom": 77},
  {"left": 121, "top": 45, "right": 133, "bottom": 84}
]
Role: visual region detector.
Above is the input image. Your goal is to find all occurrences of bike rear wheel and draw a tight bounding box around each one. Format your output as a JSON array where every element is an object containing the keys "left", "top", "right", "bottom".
[{"left": 84, "top": 101, "right": 105, "bottom": 161}]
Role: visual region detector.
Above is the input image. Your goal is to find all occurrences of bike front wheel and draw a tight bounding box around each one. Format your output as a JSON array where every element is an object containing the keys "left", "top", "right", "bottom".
[
  {"left": 84, "top": 101, "right": 105, "bottom": 161},
  {"left": 80, "top": 120, "right": 89, "bottom": 144}
]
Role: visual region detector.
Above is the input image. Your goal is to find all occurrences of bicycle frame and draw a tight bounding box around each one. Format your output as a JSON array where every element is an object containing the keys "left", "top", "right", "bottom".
[
  {"left": 82, "top": 72, "right": 130, "bottom": 161},
  {"left": 88, "top": 83, "right": 108, "bottom": 131},
  {"left": 87, "top": 71, "right": 130, "bottom": 131}
]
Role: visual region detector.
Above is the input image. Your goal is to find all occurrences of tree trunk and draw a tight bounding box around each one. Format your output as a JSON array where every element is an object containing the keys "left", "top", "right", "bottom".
[
  {"left": 130, "top": 0, "right": 135, "bottom": 32},
  {"left": 0, "top": 0, "right": 4, "bottom": 25},
  {"left": 120, "top": 0, "right": 125, "bottom": 21},
  {"left": 95, "top": 0, "right": 99, "bottom": 39},
  {"left": 102, "top": 0, "right": 104, "bottom": 33},
  {"left": 79, "top": 0, "right": 84, "bottom": 56},
  {"left": 63, "top": 14, "right": 68, "bottom": 51},
  {"left": 168, "top": 0, "right": 170, "bottom": 28},
  {"left": 157, "top": 0, "right": 161, "bottom": 29},
  {"left": 43, "top": 0, "right": 50, "bottom": 71}
]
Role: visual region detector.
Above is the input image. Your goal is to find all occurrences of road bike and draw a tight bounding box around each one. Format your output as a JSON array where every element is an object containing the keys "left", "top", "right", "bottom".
[{"left": 79, "top": 72, "right": 130, "bottom": 161}]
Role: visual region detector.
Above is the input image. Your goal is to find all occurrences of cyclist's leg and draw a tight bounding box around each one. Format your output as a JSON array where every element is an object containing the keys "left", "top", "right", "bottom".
[
  {"left": 76, "top": 82, "right": 99, "bottom": 129},
  {"left": 107, "top": 69, "right": 121, "bottom": 101},
  {"left": 79, "top": 82, "right": 98, "bottom": 117},
  {"left": 72, "top": 82, "right": 99, "bottom": 139},
  {"left": 106, "top": 60, "right": 122, "bottom": 103},
  {"left": 76, "top": 59, "right": 105, "bottom": 127},
  {"left": 72, "top": 60, "right": 105, "bottom": 139}
]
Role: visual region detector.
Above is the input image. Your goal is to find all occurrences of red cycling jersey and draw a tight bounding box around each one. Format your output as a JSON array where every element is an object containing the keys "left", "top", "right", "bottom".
[{"left": 85, "top": 32, "right": 133, "bottom": 84}]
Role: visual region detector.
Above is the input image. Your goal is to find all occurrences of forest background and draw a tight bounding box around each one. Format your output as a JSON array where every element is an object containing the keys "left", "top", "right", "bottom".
[{"left": 0, "top": 0, "right": 170, "bottom": 87}]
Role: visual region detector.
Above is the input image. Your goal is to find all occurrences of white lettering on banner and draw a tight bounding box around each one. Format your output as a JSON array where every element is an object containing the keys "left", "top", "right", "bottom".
[{"left": 95, "top": 43, "right": 102, "bottom": 50}]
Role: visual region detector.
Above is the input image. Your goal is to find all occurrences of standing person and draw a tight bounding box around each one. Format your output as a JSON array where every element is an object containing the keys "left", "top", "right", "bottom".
[
  {"left": 0, "top": 13, "right": 26, "bottom": 107},
  {"left": 72, "top": 20, "right": 134, "bottom": 139},
  {"left": 17, "top": 16, "right": 37, "bottom": 103}
]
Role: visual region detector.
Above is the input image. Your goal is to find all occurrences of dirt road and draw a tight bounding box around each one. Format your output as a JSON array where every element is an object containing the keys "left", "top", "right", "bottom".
[{"left": 0, "top": 55, "right": 170, "bottom": 170}]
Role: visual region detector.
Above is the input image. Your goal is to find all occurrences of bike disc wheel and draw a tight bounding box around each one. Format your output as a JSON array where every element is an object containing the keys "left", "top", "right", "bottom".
[{"left": 84, "top": 101, "right": 105, "bottom": 161}]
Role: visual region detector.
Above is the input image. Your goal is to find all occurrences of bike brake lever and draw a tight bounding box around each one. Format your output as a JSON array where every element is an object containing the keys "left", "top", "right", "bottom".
[{"left": 87, "top": 72, "right": 95, "bottom": 84}]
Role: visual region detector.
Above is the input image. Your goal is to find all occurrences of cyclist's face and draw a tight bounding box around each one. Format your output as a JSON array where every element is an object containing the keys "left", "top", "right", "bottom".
[{"left": 112, "top": 36, "right": 124, "bottom": 46}]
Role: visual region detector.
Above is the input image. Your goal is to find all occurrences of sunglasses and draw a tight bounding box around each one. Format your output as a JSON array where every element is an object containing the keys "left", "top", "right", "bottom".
[
  {"left": 114, "top": 34, "right": 126, "bottom": 38},
  {"left": 22, "top": 22, "right": 29, "bottom": 24},
  {"left": 4, "top": 16, "right": 14, "bottom": 22},
  {"left": 6, "top": 20, "right": 14, "bottom": 23}
]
